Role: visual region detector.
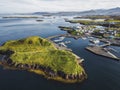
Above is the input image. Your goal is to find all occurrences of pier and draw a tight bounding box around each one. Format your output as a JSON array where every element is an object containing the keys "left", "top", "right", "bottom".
[
  {"left": 86, "top": 46, "right": 120, "bottom": 61},
  {"left": 100, "top": 43, "right": 111, "bottom": 47},
  {"left": 100, "top": 38, "right": 120, "bottom": 46},
  {"left": 46, "top": 34, "right": 81, "bottom": 40},
  {"left": 46, "top": 34, "right": 66, "bottom": 40}
]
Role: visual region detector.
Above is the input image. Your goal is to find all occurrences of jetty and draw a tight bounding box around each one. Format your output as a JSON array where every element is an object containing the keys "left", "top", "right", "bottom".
[
  {"left": 46, "top": 34, "right": 66, "bottom": 40},
  {"left": 100, "top": 38, "right": 120, "bottom": 46},
  {"left": 100, "top": 42, "right": 111, "bottom": 47},
  {"left": 86, "top": 46, "right": 120, "bottom": 61},
  {"left": 46, "top": 34, "right": 81, "bottom": 40}
]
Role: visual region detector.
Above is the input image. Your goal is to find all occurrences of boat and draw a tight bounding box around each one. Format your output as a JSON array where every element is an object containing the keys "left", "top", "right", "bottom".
[
  {"left": 88, "top": 36, "right": 94, "bottom": 39},
  {"left": 88, "top": 44, "right": 96, "bottom": 47},
  {"left": 89, "top": 39, "right": 100, "bottom": 44},
  {"left": 58, "top": 42, "right": 67, "bottom": 47},
  {"left": 64, "top": 18, "right": 69, "bottom": 22},
  {"left": 82, "top": 37, "right": 87, "bottom": 40},
  {"left": 59, "top": 36, "right": 65, "bottom": 40},
  {"left": 53, "top": 37, "right": 65, "bottom": 42},
  {"left": 36, "top": 20, "right": 43, "bottom": 22},
  {"left": 64, "top": 41, "right": 71, "bottom": 44}
]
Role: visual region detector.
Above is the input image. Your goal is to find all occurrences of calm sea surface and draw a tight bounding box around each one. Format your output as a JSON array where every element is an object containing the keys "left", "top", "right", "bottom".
[{"left": 0, "top": 15, "right": 120, "bottom": 90}]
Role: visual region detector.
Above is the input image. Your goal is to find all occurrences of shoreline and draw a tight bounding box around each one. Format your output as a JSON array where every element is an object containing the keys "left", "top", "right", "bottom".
[
  {"left": 29, "top": 69, "right": 87, "bottom": 83},
  {"left": 0, "top": 59, "right": 87, "bottom": 83},
  {"left": 0, "top": 36, "right": 87, "bottom": 83},
  {"left": 0, "top": 54, "right": 87, "bottom": 84}
]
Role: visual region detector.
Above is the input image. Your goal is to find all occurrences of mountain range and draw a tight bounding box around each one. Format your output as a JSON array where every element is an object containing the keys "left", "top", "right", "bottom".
[{"left": 33, "top": 7, "right": 120, "bottom": 16}]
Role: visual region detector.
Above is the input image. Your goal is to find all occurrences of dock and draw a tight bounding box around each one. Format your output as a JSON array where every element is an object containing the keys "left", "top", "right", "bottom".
[
  {"left": 46, "top": 34, "right": 74, "bottom": 51},
  {"left": 86, "top": 46, "right": 120, "bottom": 61},
  {"left": 46, "top": 34, "right": 65, "bottom": 40},
  {"left": 46, "top": 36, "right": 72, "bottom": 51},
  {"left": 99, "top": 43, "right": 111, "bottom": 47},
  {"left": 46, "top": 34, "right": 81, "bottom": 40},
  {"left": 100, "top": 38, "right": 120, "bottom": 46}
]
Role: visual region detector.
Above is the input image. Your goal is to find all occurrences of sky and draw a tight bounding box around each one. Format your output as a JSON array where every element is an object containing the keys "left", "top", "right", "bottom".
[{"left": 0, "top": 0, "right": 120, "bottom": 13}]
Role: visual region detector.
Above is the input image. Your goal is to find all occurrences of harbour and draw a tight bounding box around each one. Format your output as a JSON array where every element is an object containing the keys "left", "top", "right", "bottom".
[
  {"left": 0, "top": 15, "right": 120, "bottom": 90},
  {"left": 46, "top": 32, "right": 120, "bottom": 61}
]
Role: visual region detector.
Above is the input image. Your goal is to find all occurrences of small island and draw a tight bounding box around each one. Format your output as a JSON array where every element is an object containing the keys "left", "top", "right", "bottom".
[{"left": 0, "top": 36, "right": 87, "bottom": 83}]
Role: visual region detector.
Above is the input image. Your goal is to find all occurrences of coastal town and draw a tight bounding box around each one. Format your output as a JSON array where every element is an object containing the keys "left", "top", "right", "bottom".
[
  {"left": 0, "top": 0, "right": 120, "bottom": 89},
  {"left": 0, "top": 13, "right": 120, "bottom": 85},
  {"left": 57, "top": 16, "right": 120, "bottom": 60}
]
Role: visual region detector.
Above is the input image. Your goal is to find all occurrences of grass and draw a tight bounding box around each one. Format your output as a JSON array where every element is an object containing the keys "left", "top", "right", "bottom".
[
  {"left": 0, "top": 36, "right": 84, "bottom": 75},
  {"left": 106, "top": 20, "right": 120, "bottom": 22},
  {"left": 116, "top": 33, "right": 120, "bottom": 37},
  {"left": 68, "top": 19, "right": 120, "bottom": 28},
  {"left": 58, "top": 26, "right": 73, "bottom": 31}
]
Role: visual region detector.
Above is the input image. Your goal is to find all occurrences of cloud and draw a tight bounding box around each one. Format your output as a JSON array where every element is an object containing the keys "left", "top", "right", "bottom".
[{"left": 0, "top": 0, "right": 120, "bottom": 13}]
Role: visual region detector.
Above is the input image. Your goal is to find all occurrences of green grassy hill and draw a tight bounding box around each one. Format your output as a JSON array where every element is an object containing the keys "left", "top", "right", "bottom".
[{"left": 0, "top": 36, "right": 85, "bottom": 76}]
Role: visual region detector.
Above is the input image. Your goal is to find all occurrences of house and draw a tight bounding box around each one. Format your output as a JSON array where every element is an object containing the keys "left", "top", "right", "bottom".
[{"left": 107, "top": 30, "right": 117, "bottom": 36}]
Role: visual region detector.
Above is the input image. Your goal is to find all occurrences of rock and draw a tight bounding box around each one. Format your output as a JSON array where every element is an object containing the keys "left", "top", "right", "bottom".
[
  {"left": 6, "top": 59, "right": 13, "bottom": 65},
  {"left": 65, "top": 74, "right": 69, "bottom": 79}
]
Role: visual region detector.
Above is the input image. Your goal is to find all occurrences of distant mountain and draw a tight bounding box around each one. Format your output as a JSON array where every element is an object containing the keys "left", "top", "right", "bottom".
[
  {"left": 33, "top": 7, "right": 120, "bottom": 16},
  {"left": 33, "top": 12, "right": 51, "bottom": 15},
  {"left": 78, "top": 7, "right": 120, "bottom": 16}
]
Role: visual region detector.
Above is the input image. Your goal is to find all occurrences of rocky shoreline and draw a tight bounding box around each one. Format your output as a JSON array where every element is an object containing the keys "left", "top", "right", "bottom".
[{"left": 0, "top": 54, "right": 87, "bottom": 83}]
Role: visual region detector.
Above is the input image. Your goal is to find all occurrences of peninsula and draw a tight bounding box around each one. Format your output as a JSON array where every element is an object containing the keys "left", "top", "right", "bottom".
[{"left": 0, "top": 36, "right": 87, "bottom": 83}]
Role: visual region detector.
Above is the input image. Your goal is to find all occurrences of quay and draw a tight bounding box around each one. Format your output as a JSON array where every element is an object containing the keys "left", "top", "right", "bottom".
[
  {"left": 46, "top": 34, "right": 81, "bottom": 40},
  {"left": 99, "top": 42, "right": 111, "bottom": 47},
  {"left": 100, "top": 38, "right": 120, "bottom": 46},
  {"left": 86, "top": 46, "right": 120, "bottom": 61}
]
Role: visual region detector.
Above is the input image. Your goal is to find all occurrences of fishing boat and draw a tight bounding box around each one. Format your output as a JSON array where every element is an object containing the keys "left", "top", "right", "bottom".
[
  {"left": 53, "top": 37, "right": 65, "bottom": 42},
  {"left": 81, "top": 37, "right": 87, "bottom": 40},
  {"left": 58, "top": 42, "right": 67, "bottom": 47},
  {"left": 89, "top": 39, "right": 100, "bottom": 44},
  {"left": 64, "top": 41, "right": 71, "bottom": 44}
]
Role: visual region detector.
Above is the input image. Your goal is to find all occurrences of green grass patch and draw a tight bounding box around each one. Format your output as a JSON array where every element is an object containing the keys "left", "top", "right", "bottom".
[{"left": 0, "top": 36, "right": 84, "bottom": 75}]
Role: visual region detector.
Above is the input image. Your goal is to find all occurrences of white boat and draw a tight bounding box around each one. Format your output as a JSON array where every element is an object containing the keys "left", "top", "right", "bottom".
[
  {"left": 58, "top": 42, "right": 67, "bottom": 47},
  {"left": 82, "top": 37, "right": 87, "bottom": 40},
  {"left": 88, "top": 44, "right": 96, "bottom": 47},
  {"left": 54, "top": 39, "right": 61, "bottom": 42},
  {"left": 54, "top": 37, "right": 65, "bottom": 42},
  {"left": 88, "top": 36, "right": 94, "bottom": 39},
  {"left": 89, "top": 39, "right": 100, "bottom": 44},
  {"left": 59, "top": 36, "right": 65, "bottom": 40},
  {"left": 64, "top": 41, "right": 71, "bottom": 44}
]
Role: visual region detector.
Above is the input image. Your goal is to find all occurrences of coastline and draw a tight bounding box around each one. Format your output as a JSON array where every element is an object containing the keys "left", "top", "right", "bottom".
[
  {"left": 0, "top": 58, "right": 87, "bottom": 83},
  {"left": 0, "top": 35, "right": 87, "bottom": 83},
  {"left": 29, "top": 69, "right": 87, "bottom": 83}
]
